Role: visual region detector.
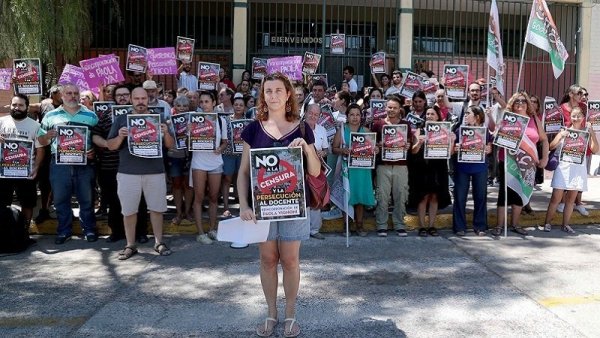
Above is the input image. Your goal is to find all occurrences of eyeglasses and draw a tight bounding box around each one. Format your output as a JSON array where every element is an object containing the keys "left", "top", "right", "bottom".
[
  {"left": 115, "top": 93, "right": 130, "bottom": 98},
  {"left": 514, "top": 99, "right": 527, "bottom": 105}
]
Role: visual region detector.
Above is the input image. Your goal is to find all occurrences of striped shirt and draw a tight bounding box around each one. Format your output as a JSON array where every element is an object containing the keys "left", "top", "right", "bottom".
[
  {"left": 38, "top": 105, "right": 98, "bottom": 155},
  {"left": 91, "top": 110, "right": 120, "bottom": 171}
]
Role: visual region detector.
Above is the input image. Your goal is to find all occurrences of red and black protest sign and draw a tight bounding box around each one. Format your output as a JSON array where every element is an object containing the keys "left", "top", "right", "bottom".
[
  {"left": 444, "top": 64, "right": 469, "bottom": 100},
  {"left": 176, "top": 36, "right": 195, "bottom": 62},
  {"left": 493, "top": 111, "right": 529, "bottom": 151},
  {"left": 0, "top": 139, "right": 33, "bottom": 178},
  {"left": 348, "top": 132, "right": 377, "bottom": 169},
  {"left": 127, "top": 114, "right": 162, "bottom": 158},
  {"left": 126, "top": 44, "right": 148, "bottom": 73},
  {"left": 250, "top": 146, "right": 306, "bottom": 221},
  {"left": 559, "top": 128, "right": 589, "bottom": 165},
  {"left": 231, "top": 119, "right": 252, "bottom": 153},
  {"left": 424, "top": 122, "right": 452, "bottom": 159},
  {"left": 56, "top": 125, "right": 88, "bottom": 165},
  {"left": 189, "top": 113, "right": 217, "bottom": 151},
  {"left": 381, "top": 125, "right": 408, "bottom": 161},
  {"left": 458, "top": 126, "right": 487, "bottom": 163},
  {"left": 13, "top": 58, "right": 42, "bottom": 95},
  {"left": 171, "top": 112, "right": 189, "bottom": 150}
]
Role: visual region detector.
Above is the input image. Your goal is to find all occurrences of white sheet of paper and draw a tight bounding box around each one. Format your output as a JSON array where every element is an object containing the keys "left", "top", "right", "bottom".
[{"left": 217, "top": 217, "right": 270, "bottom": 244}]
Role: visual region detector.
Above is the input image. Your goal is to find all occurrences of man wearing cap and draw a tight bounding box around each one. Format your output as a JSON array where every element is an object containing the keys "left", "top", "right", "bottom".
[
  {"left": 143, "top": 80, "right": 172, "bottom": 123},
  {"left": 37, "top": 83, "right": 99, "bottom": 244},
  {"left": 177, "top": 61, "right": 198, "bottom": 92}
]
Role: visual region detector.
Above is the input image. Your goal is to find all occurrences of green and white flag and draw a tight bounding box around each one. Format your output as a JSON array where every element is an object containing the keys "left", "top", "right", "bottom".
[
  {"left": 524, "top": 0, "right": 569, "bottom": 79},
  {"left": 487, "top": 0, "right": 504, "bottom": 95}
]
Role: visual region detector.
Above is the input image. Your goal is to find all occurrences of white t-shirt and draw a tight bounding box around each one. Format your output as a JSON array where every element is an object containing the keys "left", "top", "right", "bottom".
[
  {"left": 191, "top": 116, "right": 228, "bottom": 171},
  {"left": 0, "top": 116, "right": 42, "bottom": 148},
  {"left": 385, "top": 85, "right": 402, "bottom": 97},
  {"left": 348, "top": 78, "right": 358, "bottom": 93},
  {"left": 312, "top": 124, "right": 329, "bottom": 152}
]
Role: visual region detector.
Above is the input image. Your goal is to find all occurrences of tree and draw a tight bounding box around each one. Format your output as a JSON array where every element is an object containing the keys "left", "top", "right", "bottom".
[{"left": 0, "top": 0, "right": 120, "bottom": 87}]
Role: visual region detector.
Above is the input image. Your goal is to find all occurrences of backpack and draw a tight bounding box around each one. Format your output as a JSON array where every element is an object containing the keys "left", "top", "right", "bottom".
[{"left": 0, "top": 206, "right": 33, "bottom": 254}]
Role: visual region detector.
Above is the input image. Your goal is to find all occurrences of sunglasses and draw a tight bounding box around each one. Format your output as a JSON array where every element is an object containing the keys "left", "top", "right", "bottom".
[{"left": 514, "top": 99, "right": 527, "bottom": 105}]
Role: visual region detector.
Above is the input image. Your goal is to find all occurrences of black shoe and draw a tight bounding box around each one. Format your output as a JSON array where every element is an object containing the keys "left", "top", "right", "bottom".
[
  {"left": 106, "top": 234, "right": 124, "bottom": 243},
  {"left": 35, "top": 209, "right": 51, "bottom": 224},
  {"left": 85, "top": 233, "right": 98, "bottom": 242},
  {"left": 487, "top": 178, "right": 494, "bottom": 187},
  {"left": 54, "top": 235, "right": 72, "bottom": 245},
  {"left": 94, "top": 208, "right": 107, "bottom": 216},
  {"left": 136, "top": 234, "right": 149, "bottom": 244}
]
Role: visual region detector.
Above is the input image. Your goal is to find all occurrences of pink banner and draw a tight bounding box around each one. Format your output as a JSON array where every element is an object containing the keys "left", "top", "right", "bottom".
[
  {"left": 58, "top": 64, "right": 90, "bottom": 91},
  {"left": 79, "top": 55, "right": 125, "bottom": 91},
  {"left": 148, "top": 47, "right": 178, "bottom": 75},
  {"left": 0, "top": 68, "right": 11, "bottom": 90},
  {"left": 267, "top": 56, "right": 303, "bottom": 81}
]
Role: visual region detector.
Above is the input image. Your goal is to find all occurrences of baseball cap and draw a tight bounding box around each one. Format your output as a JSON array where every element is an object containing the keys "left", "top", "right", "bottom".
[{"left": 142, "top": 80, "right": 158, "bottom": 90}]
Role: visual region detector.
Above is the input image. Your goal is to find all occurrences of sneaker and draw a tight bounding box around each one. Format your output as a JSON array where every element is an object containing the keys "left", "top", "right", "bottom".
[
  {"left": 321, "top": 208, "right": 343, "bottom": 220},
  {"left": 54, "top": 235, "right": 71, "bottom": 245},
  {"left": 556, "top": 203, "right": 565, "bottom": 213},
  {"left": 196, "top": 234, "right": 213, "bottom": 245},
  {"left": 396, "top": 229, "right": 408, "bottom": 237},
  {"left": 310, "top": 232, "right": 325, "bottom": 240},
  {"left": 377, "top": 230, "right": 388, "bottom": 237},
  {"left": 207, "top": 230, "right": 218, "bottom": 240},
  {"left": 575, "top": 205, "right": 589, "bottom": 216},
  {"left": 85, "top": 233, "right": 98, "bottom": 242},
  {"left": 543, "top": 224, "right": 552, "bottom": 232}
]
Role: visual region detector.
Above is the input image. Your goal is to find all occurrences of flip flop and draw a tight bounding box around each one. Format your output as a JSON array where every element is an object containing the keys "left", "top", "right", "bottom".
[
  {"left": 283, "top": 318, "right": 300, "bottom": 338},
  {"left": 256, "top": 317, "right": 278, "bottom": 337}
]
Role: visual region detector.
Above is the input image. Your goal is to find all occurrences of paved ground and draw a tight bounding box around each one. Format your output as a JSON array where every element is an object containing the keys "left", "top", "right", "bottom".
[{"left": 2, "top": 224, "right": 600, "bottom": 337}]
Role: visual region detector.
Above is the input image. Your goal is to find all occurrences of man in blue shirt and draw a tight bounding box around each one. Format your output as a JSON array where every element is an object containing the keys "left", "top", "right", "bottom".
[{"left": 38, "top": 83, "right": 99, "bottom": 244}]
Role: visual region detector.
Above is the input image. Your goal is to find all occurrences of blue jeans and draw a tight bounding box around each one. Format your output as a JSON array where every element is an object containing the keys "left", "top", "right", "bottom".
[
  {"left": 452, "top": 169, "right": 487, "bottom": 232},
  {"left": 50, "top": 162, "right": 96, "bottom": 236}
]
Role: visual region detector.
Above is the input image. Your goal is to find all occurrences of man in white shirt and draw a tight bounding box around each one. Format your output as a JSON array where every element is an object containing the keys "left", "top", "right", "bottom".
[
  {"left": 343, "top": 65, "right": 358, "bottom": 96},
  {"left": 177, "top": 61, "right": 198, "bottom": 92},
  {"left": 384, "top": 70, "right": 403, "bottom": 97},
  {"left": 305, "top": 104, "right": 329, "bottom": 239}
]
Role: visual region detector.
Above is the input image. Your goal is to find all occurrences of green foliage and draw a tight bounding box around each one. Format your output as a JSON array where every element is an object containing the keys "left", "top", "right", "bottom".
[{"left": 0, "top": 0, "right": 92, "bottom": 64}]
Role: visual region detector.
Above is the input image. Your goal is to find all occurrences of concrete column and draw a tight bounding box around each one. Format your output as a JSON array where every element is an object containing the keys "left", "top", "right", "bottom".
[
  {"left": 396, "top": 0, "right": 413, "bottom": 70},
  {"left": 232, "top": 0, "right": 248, "bottom": 85}
]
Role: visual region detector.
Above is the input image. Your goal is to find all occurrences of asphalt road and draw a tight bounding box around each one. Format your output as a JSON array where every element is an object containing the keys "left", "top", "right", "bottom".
[{"left": 1, "top": 225, "right": 599, "bottom": 337}]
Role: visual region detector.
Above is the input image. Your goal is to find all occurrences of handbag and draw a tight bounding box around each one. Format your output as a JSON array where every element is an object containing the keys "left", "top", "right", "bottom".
[
  {"left": 299, "top": 122, "right": 331, "bottom": 209},
  {"left": 545, "top": 148, "right": 559, "bottom": 171}
]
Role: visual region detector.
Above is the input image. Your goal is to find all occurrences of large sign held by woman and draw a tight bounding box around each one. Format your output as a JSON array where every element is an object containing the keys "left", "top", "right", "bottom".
[
  {"left": 250, "top": 146, "right": 306, "bottom": 221},
  {"left": 348, "top": 132, "right": 377, "bottom": 169},
  {"left": 493, "top": 111, "right": 529, "bottom": 151}
]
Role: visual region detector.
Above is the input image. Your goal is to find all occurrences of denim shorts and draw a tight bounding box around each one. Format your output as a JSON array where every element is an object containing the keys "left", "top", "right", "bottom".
[
  {"left": 266, "top": 218, "right": 310, "bottom": 241},
  {"left": 167, "top": 157, "right": 187, "bottom": 178},
  {"left": 222, "top": 154, "right": 242, "bottom": 176}
]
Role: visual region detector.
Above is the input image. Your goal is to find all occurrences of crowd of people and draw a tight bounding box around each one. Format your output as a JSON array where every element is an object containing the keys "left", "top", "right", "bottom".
[{"left": 1, "top": 57, "right": 598, "bottom": 337}]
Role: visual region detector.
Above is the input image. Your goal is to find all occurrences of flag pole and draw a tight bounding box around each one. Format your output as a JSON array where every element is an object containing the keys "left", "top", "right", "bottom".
[
  {"left": 504, "top": 154, "right": 508, "bottom": 237},
  {"left": 516, "top": 42, "right": 528, "bottom": 92},
  {"left": 345, "top": 187, "right": 349, "bottom": 248},
  {"left": 486, "top": 65, "right": 491, "bottom": 108}
]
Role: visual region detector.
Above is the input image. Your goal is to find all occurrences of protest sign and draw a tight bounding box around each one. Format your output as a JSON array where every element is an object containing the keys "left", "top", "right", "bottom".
[
  {"left": 198, "top": 62, "right": 220, "bottom": 90},
  {"left": 189, "top": 112, "right": 218, "bottom": 151},
  {"left": 231, "top": 119, "right": 252, "bottom": 153},
  {"left": 381, "top": 124, "right": 408, "bottom": 161},
  {"left": 250, "top": 146, "right": 306, "bottom": 221},
  {"left": 111, "top": 105, "right": 132, "bottom": 122},
  {"left": 422, "top": 78, "right": 439, "bottom": 105},
  {"left": 79, "top": 55, "right": 125, "bottom": 91},
  {"left": 370, "top": 52, "right": 386, "bottom": 74},
  {"left": 559, "top": 128, "right": 589, "bottom": 165},
  {"left": 252, "top": 57, "right": 268, "bottom": 80},
  {"left": 302, "top": 52, "right": 321, "bottom": 75},
  {"left": 307, "top": 73, "right": 328, "bottom": 88},
  {"left": 176, "top": 36, "right": 195, "bottom": 62},
  {"left": 93, "top": 102, "right": 113, "bottom": 121},
  {"left": 424, "top": 122, "right": 452, "bottom": 159},
  {"left": 493, "top": 111, "right": 529, "bottom": 151},
  {"left": 370, "top": 99, "right": 387, "bottom": 123},
  {"left": 147, "top": 47, "right": 178, "bottom": 75},
  {"left": 587, "top": 100, "right": 600, "bottom": 132},
  {"left": 443, "top": 64, "right": 469, "bottom": 100},
  {"left": 126, "top": 44, "right": 148, "bottom": 72},
  {"left": 317, "top": 104, "right": 337, "bottom": 143},
  {"left": 171, "top": 113, "right": 189, "bottom": 150},
  {"left": 543, "top": 97, "right": 563, "bottom": 134},
  {"left": 0, "top": 139, "right": 33, "bottom": 178},
  {"left": 348, "top": 132, "right": 377, "bottom": 169},
  {"left": 58, "top": 64, "right": 90, "bottom": 91},
  {"left": 13, "top": 58, "right": 42, "bottom": 95},
  {"left": 458, "top": 126, "right": 487, "bottom": 163},
  {"left": 56, "top": 125, "right": 88, "bottom": 165},
  {"left": 267, "top": 56, "right": 303, "bottom": 81},
  {"left": 127, "top": 114, "right": 162, "bottom": 158},
  {"left": 404, "top": 112, "right": 425, "bottom": 132},
  {"left": 398, "top": 71, "right": 423, "bottom": 99},
  {"left": 0, "top": 68, "right": 13, "bottom": 90},
  {"left": 330, "top": 34, "right": 345, "bottom": 54}
]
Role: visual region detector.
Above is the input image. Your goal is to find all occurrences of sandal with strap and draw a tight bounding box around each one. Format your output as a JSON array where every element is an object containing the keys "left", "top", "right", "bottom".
[
  {"left": 283, "top": 318, "right": 301, "bottom": 338},
  {"left": 510, "top": 226, "right": 528, "bottom": 236},
  {"left": 562, "top": 225, "right": 575, "bottom": 234},
  {"left": 427, "top": 227, "right": 439, "bottom": 237},
  {"left": 171, "top": 216, "right": 182, "bottom": 226},
  {"left": 117, "top": 246, "right": 138, "bottom": 260},
  {"left": 154, "top": 243, "right": 172, "bottom": 256},
  {"left": 418, "top": 228, "right": 428, "bottom": 237},
  {"left": 256, "top": 317, "right": 278, "bottom": 337}
]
